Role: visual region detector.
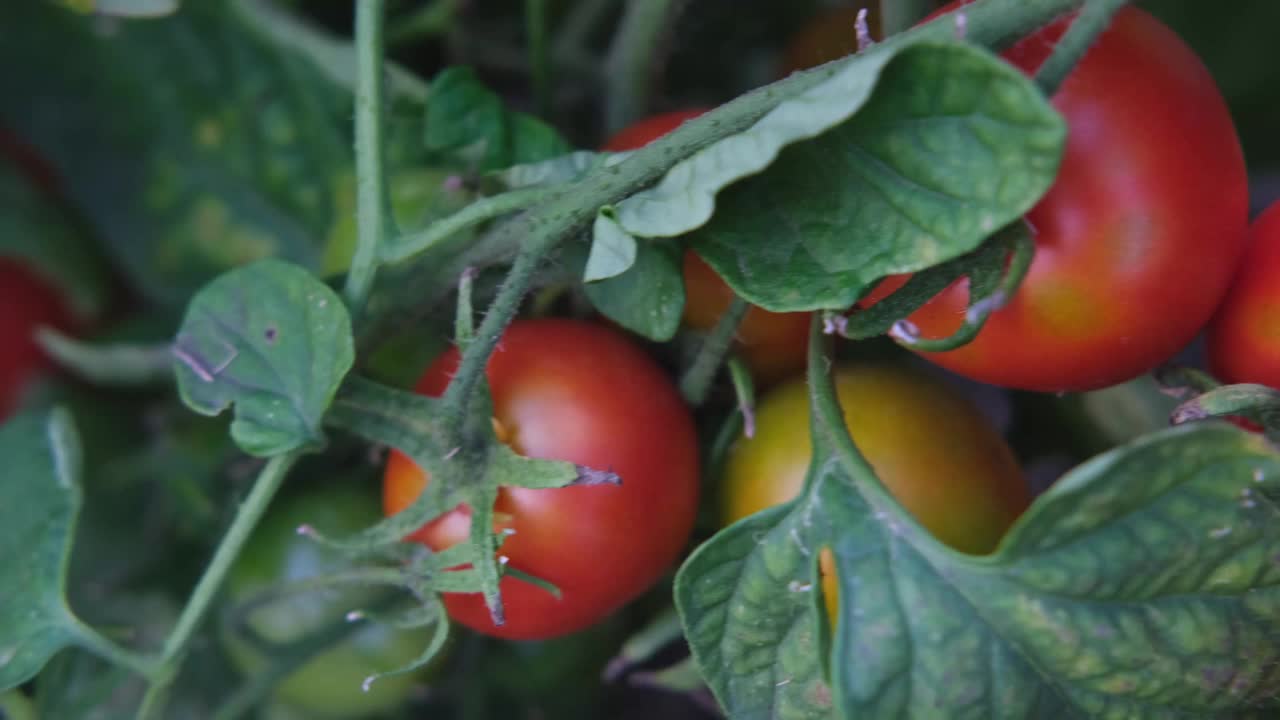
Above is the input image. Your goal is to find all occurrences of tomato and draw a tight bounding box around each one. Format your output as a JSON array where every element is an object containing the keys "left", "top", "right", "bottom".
[
  {"left": 602, "top": 111, "right": 811, "bottom": 383},
  {"left": 223, "top": 485, "right": 437, "bottom": 719},
  {"left": 721, "top": 364, "right": 1028, "bottom": 618},
  {"left": 0, "top": 136, "right": 74, "bottom": 421},
  {"left": 780, "top": 2, "right": 879, "bottom": 75},
  {"left": 861, "top": 5, "right": 1248, "bottom": 392},
  {"left": 1208, "top": 202, "right": 1280, "bottom": 388},
  {"left": 383, "top": 319, "right": 700, "bottom": 640}
]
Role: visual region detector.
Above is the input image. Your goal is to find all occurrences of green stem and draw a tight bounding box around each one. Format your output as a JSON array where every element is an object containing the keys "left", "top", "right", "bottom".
[
  {"left": 679, "top": 297, "right": 748, "bottom": 406},
  {"left": 1034, "top": 0, "right": 1128, "bottom": 95},
  {"left": 73, "top": 622, "right": 161, "bottom": 680},
  {"left": 603, "top": 0, "right": 684, "bottom": 134},
  {"left": 881, "top": 0, "right": 936, "bottom": 37},
  {"left": 344, "top": 0, "right": 390, "bottom": 321},
  {"left": 136, "top": 453, "right": 300, "bottom": 720},
  {"left": 553, "top": 0, "right": 619, "bottom": 58},
  {"left": 381, "top": 186, "right": 556, "bottom": 264},
  {"left": 526, "top": 0, "right": 553, "bottom": 119}
]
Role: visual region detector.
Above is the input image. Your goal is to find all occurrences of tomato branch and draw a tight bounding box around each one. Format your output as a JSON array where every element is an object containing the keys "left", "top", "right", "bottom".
[
  {"left": 880, "top": 0, "right": 935, "bottom": 37},
  {"left": 525, "top": 0, "right": 553, "bottom": 119},
  {"left": 1035, "top": 0, "right": 1130, "bottom": 95},
  {"left": 679, "top": 297, "right": 748, "bottom": 406},
  {"left": 603, "top": 0, "right": 687, "bottom": 134},
  {"left": 344, "top": 0, "right": 391, "bottom": 321},
  {"left": 137, "top": 451, "right": 302, "bottom": 719}
]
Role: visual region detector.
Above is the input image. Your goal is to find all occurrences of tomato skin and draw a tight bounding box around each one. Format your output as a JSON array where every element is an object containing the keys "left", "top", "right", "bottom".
[
  {"left": 780, "top": 3, "right": 879, "bottom": 75},
  {"left": 722, "top": 364, "right": 1027, "bottom": 554},
  {"left": 602, "top": 111, "right": 811, "bottom": 383},
  {"left": 863, "top": 5, "right": 1248, "bottom": 392},
  {"left": 1208, "top": 202, "right": 1280, "bottom": 388},
  {"left": 383, "top": 319, "right": 700, "bottom": 640},
  {"left": 223, "top": 486, "right": 437, "bottom": 719}
]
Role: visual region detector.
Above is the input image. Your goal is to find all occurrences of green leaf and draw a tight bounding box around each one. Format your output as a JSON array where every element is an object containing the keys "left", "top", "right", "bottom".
[
  {"left": 172, "top": 260, "right": 354, "bottom": 456},
  {"left": 1172, "top": 384, "right": 1280, "bottom": 433},
  {"left": 583, "top": 209, "right": 637, "bottom": 282},
  {"left": 0, "top": 410, "right": 87, "bottom": 690},
  {"left": 423, "top": 67, "right": 570, "bottom": 171},
  {"left": 620, "top": 39, "right": 1063, "bottom": 312},
  {"left": 55, "top": 0, "right": 178, "bottom": 17},
  {"left": 677, "top": 361, "right": 1280, "bottom": 718},
  {"left": 0, "top": 2, "right": 354, "bottom": 305},
  {"left": 0, "top": 164, "right": 110, "bottom": 321},
  {"left": 583, "top": 241, "right": 685, "bottom": 342}
]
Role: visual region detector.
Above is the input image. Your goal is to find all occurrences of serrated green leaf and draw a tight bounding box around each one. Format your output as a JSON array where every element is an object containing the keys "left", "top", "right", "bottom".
[
  {"left": 625, "top": 39, "right": 1063, "bottom": 312},
  {"left": 0, "top": 2, "right": 353, "bottom": 305},
  {"left": 678, "top": 356, "right": 1280, "bottom": 719},
  {"left": 0, "top": 165, "right": 109, "bottom": 321},
  {"left": 0, "top": 410, "right": 87, "bottom": 690},
  {"left": 584, "top": 241, "right": 685, "bottom": 342},
  {"left": 583, "top": 209, "right": 637, "bottom": 282},
  {"left": 172, "top": 260, "right": 353, "bottom": 456},
  {"left": 508, "top": 112, "right": 572, "bottom": 165}
]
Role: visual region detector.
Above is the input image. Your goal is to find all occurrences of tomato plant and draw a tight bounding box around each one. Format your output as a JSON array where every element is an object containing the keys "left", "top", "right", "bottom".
[
  {"left": 7, "top": 2, "right": 1280, "bottom": 718},
  {"left": 862, "top": 4, "right": 1249, "bottom": 392},
  {"left": 1208, "top": 202, "right": 1280, "bottom": 388},
  {"left": 383, "top": 319, "right": 700, "bottom": 640},
  {"left": 223, "top": 485, "right": 438, "bottom": 719},
  {"left": 603, "top": 111, "right": 811, "bottom": 383}
]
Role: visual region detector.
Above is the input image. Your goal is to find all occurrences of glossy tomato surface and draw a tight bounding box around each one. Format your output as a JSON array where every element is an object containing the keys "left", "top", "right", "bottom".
[
  {"left": 223, "top": 485, "right": 437, "bottom": 718},
  {"left": 1208, "top": 202, "right": 1280, "bottom": 388},
  {"left": 383, "top": 319, "right": 700, "bottom": 640},
  {"left": 722, "top": 364, "right": 1028, "bottom": 554},
  {"left": 864, "top": 5, "right": 1248, "bottom": 392},
  {"left": 602, "top": 111, "right": 811, "bottom": 384}
]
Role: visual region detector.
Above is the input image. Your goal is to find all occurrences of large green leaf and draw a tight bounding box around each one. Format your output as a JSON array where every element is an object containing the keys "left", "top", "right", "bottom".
[
  {"left": 0, "top": 2, "right": 354, "bottom": 304},
  {"left": 677, "top": 366, "right": 1280, "bottom": 718},
  {"left": 0, "top": 410, "right": 86, "bottom": 690},
  {"left": 172, "top": 260, "right": 354, "bottom": 457},
  {"left": 615, "top": 40, "right": 1063, "bottom": 312}
]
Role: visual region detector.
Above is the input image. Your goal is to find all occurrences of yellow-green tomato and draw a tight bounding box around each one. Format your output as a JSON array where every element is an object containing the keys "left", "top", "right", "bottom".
[
  {"left": 722, "top": 364, "right": 1029, "bottom": 555},
  {"left": 223, "top": 485, "right": 438, "bottom": 719}
]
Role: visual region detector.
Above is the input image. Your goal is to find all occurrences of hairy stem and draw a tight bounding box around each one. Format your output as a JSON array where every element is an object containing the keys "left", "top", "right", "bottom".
[
  {"left": 680, "top": 298, "right": 748, "bottom": 406},
  {"left": 137, "top": 452, "right": 300, "bottom": 719},
  {"left": 526, "top": 0, "right": 553, "bottom": 118},
  {"left": 344, "top": 0, "right": 390, "bottom": 321},
  {"left": 1034, "top": 0, "right": 1128, "bottom": 95},
  {"left": 881, "top": 0, "right": 937, "bottom": 37}
]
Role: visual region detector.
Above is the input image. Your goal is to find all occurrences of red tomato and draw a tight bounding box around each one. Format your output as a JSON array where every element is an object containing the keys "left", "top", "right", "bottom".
[
  {"left": 0, "top": 259, "right": 70, "bottom": 420},
  {"left": 862, "top": 5, "right": 1248, "bottom": 392},
  {"left": 603, "top": 111, "right": 811, "bottom": 383},
  {"left": 383, "top": 319, "right": 700, "bottom": 640},
  {"left": 1208, "top": 202, "right": 1280, "bottom": 388}
]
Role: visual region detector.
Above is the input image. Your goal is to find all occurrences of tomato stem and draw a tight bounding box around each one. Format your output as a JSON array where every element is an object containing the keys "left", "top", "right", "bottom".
[
  {"left": 381, "top": 185, "right": 556, "bottom": 265},
  {"left": 680, "top": 297, "right": 748, "bottom": 406},
  {"left": 344, "top": 0, "right": 390, "bottom": 322},
  {"left": 880, "top": 0, "right": 935, "bottom": 37},
  {"left": 136, "top": 452, "right": 301, "bottom": 720},
  {"left": 1034, "top": 0, "right": 1129, "bottom": 96},
  {"left": 603, "top": 0, "right": 685, "bottom": 134}
]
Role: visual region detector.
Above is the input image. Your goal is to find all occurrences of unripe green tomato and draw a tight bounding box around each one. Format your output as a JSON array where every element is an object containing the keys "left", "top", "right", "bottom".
[
  {"left": 721, "top": 364, "right": 1029, "bottom": 621},
  {"left": 222, "top": 485, "right": 439, "bottom": 719}
]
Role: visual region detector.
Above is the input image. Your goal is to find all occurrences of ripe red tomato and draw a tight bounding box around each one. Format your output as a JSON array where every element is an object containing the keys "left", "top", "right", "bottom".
[
  {"left": 1208, "top": 202, "right": 1280, "bottom": 388},
  {"left": 862, "top": 5, "right": 1248, "bottom": 392},
  {"left": 602, "top": 111, "right": 811, "bottom": 384},
  {"left": 721, "top": 364, "right": 1028, "bottom": 621},
  {"left": 383, "top": 319, "right": 700, "bottom": 640}
]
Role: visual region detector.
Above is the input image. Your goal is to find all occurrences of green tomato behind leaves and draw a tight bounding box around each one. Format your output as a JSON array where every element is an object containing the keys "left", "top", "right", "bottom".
[{"left": 222, "top": 484, "right": 439, "bottom": 719}]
